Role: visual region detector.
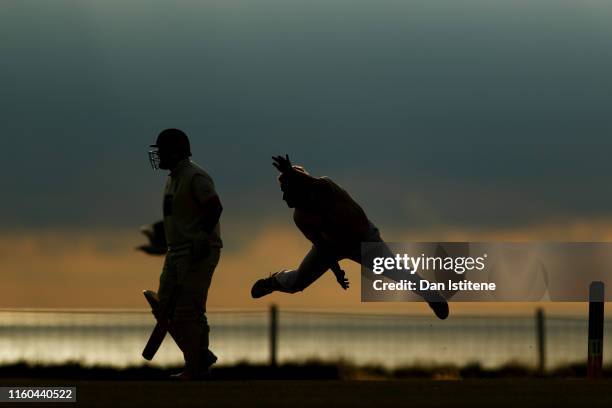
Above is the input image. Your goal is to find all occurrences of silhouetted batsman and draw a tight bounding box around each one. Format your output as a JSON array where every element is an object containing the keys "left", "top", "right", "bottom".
[
  {"left": 251, "top": 155, "right": 449, "bottom": 320},
  {"left": 145, "top": 128, "right": 223, "bottom": 380}
]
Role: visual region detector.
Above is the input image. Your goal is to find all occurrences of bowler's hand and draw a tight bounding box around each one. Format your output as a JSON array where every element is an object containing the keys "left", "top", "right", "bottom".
[
  {"left": 336, "top": 270, "right": 349, "bottom": 290},
  {"left": 331, "top": 264, "right": 349, "bottom": 290},
  {"left": 272, "top": 154, "right": 293, "bottom": 173}
]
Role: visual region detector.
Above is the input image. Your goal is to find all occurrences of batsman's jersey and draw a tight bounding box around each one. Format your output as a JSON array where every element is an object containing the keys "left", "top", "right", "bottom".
[{"left": 163, "top": 159, "right": 222, "bottom": 248}]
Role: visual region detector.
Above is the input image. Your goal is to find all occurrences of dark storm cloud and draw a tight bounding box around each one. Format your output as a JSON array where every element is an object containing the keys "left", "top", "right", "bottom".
[{"left": 2, "top": 0, "right": 612, "bottom": 229}]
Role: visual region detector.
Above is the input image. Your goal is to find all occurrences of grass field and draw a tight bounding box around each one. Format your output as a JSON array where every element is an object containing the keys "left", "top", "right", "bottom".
[{"left": 3, "top": 379, "right": 612, "bottom": 407}]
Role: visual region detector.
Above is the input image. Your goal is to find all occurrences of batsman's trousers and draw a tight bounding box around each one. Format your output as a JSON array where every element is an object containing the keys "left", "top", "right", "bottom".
[{"left": 158, "top": 246, "right": 220, "bottom": 373}]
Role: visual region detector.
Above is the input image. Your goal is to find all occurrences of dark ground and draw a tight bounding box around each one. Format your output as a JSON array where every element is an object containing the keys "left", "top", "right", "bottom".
[
  {"left": 2, "top": 378, "right": 612, "bottom": 408},
  {"left": 2, "top": 363, "right": 611, "bottom": 407}
]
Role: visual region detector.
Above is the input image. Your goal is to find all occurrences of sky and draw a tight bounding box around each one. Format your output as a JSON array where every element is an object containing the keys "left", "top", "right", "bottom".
[{"left": 2, "top": 0, "right": 612, "bottom": 310}]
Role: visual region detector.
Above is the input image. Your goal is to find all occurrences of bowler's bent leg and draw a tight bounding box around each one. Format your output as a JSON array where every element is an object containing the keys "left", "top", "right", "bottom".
[
  {"left": 275, "top": 246, "right": 335, "bottom": 293},
  {"left": 251, "top": 246, "right": 335, "bottom": 297}
]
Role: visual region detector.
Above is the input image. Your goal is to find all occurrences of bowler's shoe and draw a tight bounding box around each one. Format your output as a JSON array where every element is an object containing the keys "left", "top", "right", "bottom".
[
  {"left": 427, "top": 301, "right": 449, "bottom": 320},
  {"left": 251, "top": 272, "right": 284, "bottom": 298}
]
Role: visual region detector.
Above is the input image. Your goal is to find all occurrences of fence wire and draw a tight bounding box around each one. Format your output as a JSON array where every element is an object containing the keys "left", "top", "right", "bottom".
[{"left": 0, "top": 309, "right": 608, "bottom": 370}]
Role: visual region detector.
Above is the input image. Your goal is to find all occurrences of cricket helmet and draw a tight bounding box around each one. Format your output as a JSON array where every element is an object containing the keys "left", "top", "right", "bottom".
[{"left": 148, "top": 128, "right": 192, "bottom": 170}]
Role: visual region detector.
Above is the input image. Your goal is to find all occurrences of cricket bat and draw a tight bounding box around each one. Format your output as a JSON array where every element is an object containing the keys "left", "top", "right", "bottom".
[{"left": 142, "top": 290, "right": 168, "bottom": 361}]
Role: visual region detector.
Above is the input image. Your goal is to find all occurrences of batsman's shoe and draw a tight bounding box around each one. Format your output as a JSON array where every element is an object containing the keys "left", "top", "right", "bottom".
[
  {"left": 202, "top": 349, "right": 218, "bottom": 368},
  {"left": 170, "top": 351, "right": 217, "bottom": 381},
  {"left": 170, "top": 369, "right": 211, "bottom": 381},
  {"left": 251, "top": 272, "right": 283, "bottom": 298}
]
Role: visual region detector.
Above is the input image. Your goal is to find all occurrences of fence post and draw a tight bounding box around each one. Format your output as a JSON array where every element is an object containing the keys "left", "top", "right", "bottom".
[
  {"left": 588, "top": 281, "right": 604, "bottom": 379},
  {"left": 269, "top": 304, "right": 278, "bottom": 367},
  {"left": 535, "top": 308, "right": 546, "bottom": 375}
]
